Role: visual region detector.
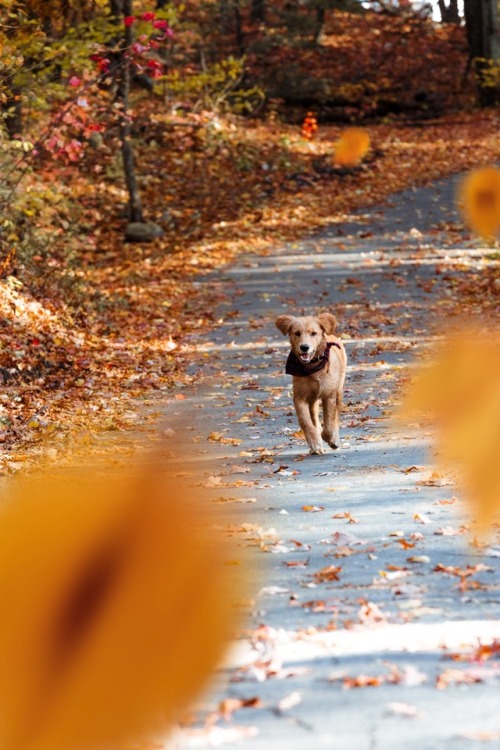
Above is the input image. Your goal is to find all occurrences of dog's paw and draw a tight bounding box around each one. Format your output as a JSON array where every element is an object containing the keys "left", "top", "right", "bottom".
[
  {"left": 322, "top": 431, "right": 339, "bottom": 450},
  {"left": 309, "top": 444, "right": 325, "bottom": 455}
]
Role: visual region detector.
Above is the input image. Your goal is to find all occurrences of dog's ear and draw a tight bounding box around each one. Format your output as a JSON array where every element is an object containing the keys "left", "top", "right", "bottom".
[
  {"left": 317, "top": 313, "right": 337, "bottom": 335},
  {"left": 275, "top": 315, "right": 294, "bottom": 335}
]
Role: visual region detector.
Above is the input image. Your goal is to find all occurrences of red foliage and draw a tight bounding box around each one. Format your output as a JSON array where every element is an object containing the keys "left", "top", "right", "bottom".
[{"left": 301, "top": 112, "right": 318, "bottom": 140}]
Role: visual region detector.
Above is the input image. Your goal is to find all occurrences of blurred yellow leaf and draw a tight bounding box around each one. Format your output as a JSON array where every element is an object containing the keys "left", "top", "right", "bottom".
[
  {"left": 0, "top": 466, "right": 243, "bottom": 750},
  {"left": 458, "top": 166, "right": 500, "bottom": 240},
  {"left": 403, "top": 331, "right": 500, "bottom": 532},
  {"left": 333, "top": 128, "right": 370, "bottom": 167}
]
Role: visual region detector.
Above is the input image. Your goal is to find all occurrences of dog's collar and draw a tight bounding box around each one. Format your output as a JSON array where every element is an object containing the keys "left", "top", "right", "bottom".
[{"left": 285, "top": 341, "right": 341, "bottom": 377}]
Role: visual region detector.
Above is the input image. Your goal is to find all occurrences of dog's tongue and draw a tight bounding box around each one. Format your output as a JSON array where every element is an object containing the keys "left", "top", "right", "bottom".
[{"left": 300, "top": 353, "right": 311, "bottom": 363}]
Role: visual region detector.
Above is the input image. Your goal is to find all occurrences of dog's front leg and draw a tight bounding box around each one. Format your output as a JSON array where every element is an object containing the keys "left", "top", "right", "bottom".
[
  {"left": 310, "top": 400, "right": 321, "bottom": 431},
  {"left": 321, "top": 393, "right": 340, "bottom": 449},
  {"left": 294, "top": 397, "right": 324, "bottom": 454}
]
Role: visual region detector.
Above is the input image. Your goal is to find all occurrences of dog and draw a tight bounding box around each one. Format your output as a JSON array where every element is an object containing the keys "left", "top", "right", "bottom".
[{"left": 275, "top": 312, "right": 347, "bottom": 455}]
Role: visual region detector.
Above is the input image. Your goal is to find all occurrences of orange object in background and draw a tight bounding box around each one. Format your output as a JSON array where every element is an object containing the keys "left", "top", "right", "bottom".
[
  {"left": 301, "top": 112, "right": 318, "bottom": 140},
  {"left": 403, "top": 331, "right": 500, "bottom": 533},
  {"left": 458, "top": 166, "right": 500, "bottom": 241},
  {"left": 0, "top": 467, "right": 243, "bottom": 750},
  {"left": 333, "top": 127, "right": 370, "bottom": 167}
]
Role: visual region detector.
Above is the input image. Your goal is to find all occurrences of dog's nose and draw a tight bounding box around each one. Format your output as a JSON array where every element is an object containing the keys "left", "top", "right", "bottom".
[{"left": 300, "top": 344, "right": 310, "bottom": 353}]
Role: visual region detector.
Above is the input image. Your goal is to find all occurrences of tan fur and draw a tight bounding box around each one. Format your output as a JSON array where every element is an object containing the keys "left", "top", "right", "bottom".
[{"left": 276, "top": 313, "right": 347, "bottom": 455}]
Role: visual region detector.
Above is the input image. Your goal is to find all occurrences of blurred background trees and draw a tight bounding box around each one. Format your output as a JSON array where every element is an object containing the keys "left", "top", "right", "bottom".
[
  {"left": 0, "top": 0, "right": 498, "bottom": 421},
  {"left": 0, "top": 0, "right": 498, "bottom": 249},
  {"left": 2, "top": 0, "right": 498, "bottom": 150}
]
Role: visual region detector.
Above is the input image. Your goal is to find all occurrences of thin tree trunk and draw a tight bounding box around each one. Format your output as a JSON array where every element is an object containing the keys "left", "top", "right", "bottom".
[
  {"left": 464, "top": 0, "right": 500, "bottom": 106},
  {"left": 437, "top": 0, "right": 460, "bottom": 23},
  {"left": 4, "top": 88, "right": 23, "bottom": 138},
  {"left": 234, "top": 0, "right": 244, "bottom": 55},
  {"left": 313, "top": 6, "right": 325, "bottom": 45},
  {"left": 250, "top": 0, "right": 265, "bottom": 23},
  {"left": 110, "top": 0, "right": 144, "bottom": 222},
  {"left": 3, "top": 4, "right": 23, "bottom": 137},
  {"left": 109, "top": 0, "right": 122, "bottom": 18},
  {"left": 219, "top": 0, "right": 231, "bottom": 30}
]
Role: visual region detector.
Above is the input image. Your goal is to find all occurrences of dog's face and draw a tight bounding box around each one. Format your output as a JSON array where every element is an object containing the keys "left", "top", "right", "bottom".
[{"left": 275, "top": 313, "right": 337, "bottom": 364}]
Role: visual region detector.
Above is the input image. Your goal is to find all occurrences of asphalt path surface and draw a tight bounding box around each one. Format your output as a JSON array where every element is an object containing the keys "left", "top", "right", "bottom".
[{"left": 168, "top": 175, "right": 500, "bottom": 750}]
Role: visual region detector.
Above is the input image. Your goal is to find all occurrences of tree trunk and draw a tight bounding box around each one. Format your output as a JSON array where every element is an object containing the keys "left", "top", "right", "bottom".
[
  {"left": 3, "top": 5, "right": 23, "bottom": 137},
  {"left": 109, "top": 0, "right": 123, "bottom": 18},
  {"left": 464, "top": 0, "right": 500, "bottom": 105},
  {"left": 110, "top": 0, "right": 144, "bottom": 222},
  {"left": 234, "top": 0, "right": 244, "bottom": 55},
  {"left": 250, "top": 0, "right": 266, "bottom": 23},
  {"left": 437, "top": 0, "right": 460, "bottom": 23},
  {"left": 121, "top": 0, "right": 143, "bottom": 222},
  {"left": 4, "top": 88, "right": 23, "bottom": 138},
  {"left": 156, "top": 0, "right": 172, "bottom": 8},
  {"left": 219, "top": 0, "right": 231, "bottom": 30},
  {"left": 313, "top": 6, "right": 325, "bottom": 45}
]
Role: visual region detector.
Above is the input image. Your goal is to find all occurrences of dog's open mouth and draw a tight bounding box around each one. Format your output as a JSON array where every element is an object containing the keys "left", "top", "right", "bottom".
[{"left": 299, "top": 352, "right": 313, "bottom": 363}]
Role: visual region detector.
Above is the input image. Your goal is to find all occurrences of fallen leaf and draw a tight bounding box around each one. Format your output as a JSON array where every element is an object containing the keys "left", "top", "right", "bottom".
[
  {"left": 332, "top": 512, "right": 359, "bottom": 524},
  {"left": 343, "top": 674, "right": 383, "bottom": 689},
  {"left": 218, "top": 696, "right": 261, "bottom": 721},
  {"left": 313, "top": 565, "right": 342, "bottom": 583},
  {"left": 277, "top": 691, "right": 302, "bottom": 711},
  {"left": 434, "top": 526, "right": 463, "bottom": 536},
  {"left": 385, "top": 702, "right": 422, "bottom": 718},
  {"left": 302, "top": 505, "right": 325, "bottom": 512},
  {"left": 436, "top": 667, "right": 483, "bottom": 689}
]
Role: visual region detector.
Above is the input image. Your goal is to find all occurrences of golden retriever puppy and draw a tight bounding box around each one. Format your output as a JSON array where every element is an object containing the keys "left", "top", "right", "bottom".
[{"left": 275, "top": 312, "right": 347, "bottom": 455}]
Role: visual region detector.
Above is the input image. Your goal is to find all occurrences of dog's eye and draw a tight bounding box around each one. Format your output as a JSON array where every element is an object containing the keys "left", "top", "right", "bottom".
[
  {"left": 310, "top": 331, "right": 318, "bottom": 336},
  {"left": 293, "top": 331, "right": 300, "bottom": 337}
]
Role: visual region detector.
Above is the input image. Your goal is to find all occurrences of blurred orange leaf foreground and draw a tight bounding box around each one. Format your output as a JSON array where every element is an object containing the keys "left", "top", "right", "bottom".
[
  {"left": 458, "top": 166, "right": 500, "bottom": 241},
  {"left": 0, "top": 467, "right": 243, "bottom": 750},
  {"left": 403, "top": 331, "right": 500, "bottom": 532},
  {"left": 333, "top": 127, "right": 370, "bottom": 168}
]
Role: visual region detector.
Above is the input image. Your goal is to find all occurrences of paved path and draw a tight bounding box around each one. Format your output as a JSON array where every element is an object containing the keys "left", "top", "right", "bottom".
[{"left": 168, "top": 175, "right": 500, "bottom": 750}]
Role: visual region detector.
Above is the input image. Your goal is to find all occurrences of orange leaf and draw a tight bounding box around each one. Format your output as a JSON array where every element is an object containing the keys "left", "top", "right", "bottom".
[
  {"left": 333, "top": 128, "right": 370, "bottom": 167},
  {"left": 313, "top": 565, "right": 342, "bottom": 583},
  {"left": 458, "top": 166, "right": 500, "bottom": 240},
  {"left": 0, "top": 469, "right": 244, "bottom": 750},
  {"left": 343, "top": 674, "right": 383, "bottom": 689},
  {"left": 302, "top": 505, "right": 325, "bottom": 512}
]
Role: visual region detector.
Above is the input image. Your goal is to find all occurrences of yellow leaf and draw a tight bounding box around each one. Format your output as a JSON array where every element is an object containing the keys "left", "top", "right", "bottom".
[
  {"left": 403, "top": 331, "right": 500, "bottom": 532},
  {"left": 0, "top": 467, "right": 245, "bottom": 750},
  {"left": 333, "top": 127, "right": 370, "bottom": 167},
  {"left": 458, "top": 166, "right": 500, "bottom": 240}
]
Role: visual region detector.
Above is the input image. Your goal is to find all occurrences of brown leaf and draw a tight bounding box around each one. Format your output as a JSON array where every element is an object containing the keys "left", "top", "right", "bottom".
[
  {"left": 332, "top": 511, "right": 359, "bottom": 524},
  {"left": 436, "top": 668, "right": 482, "bottom": 689},
  {"left": 313, "top": 565, "right": 342, "bottom": 583},
  {"left": 343, "top": 675, "right": 384, "bottom": 689},
  {"left": 218, "top": 696, "right": 262, "bottom": 720}
]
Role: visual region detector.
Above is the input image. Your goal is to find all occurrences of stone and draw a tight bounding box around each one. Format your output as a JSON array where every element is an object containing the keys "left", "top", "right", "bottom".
[{"left": 125, "top": 222, "right": 164, "bottom": 243}]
